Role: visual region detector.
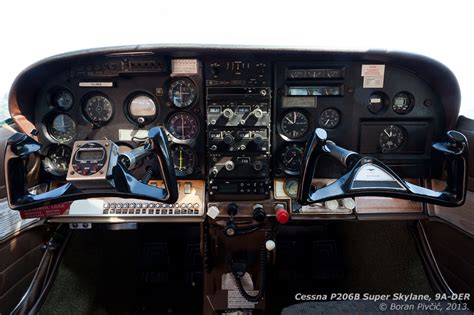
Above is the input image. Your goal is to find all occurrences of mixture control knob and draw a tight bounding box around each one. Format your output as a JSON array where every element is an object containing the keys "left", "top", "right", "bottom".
[
  {"left": 223, "top": 108, "right": 234, "bottom": 119},
  {"left": 225, "top": 160, "right": 235, "bottom": 171},
  {"left": 252, "top": 204, "right": 266, "bottom": 222},
  {"left": 253, "top": 160, "right": 264, "bottom": 171},
  {"left": 228, "top": 203, "right": 238, "bottom": 216},
  {"left": 223, "top": 134, "right": 234, "bottom": 145},
  {"left": 275, "top": 204, "right": 289, "bottom": 224}
]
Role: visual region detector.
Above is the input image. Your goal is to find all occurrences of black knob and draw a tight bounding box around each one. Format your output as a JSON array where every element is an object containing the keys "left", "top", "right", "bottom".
[
  {"left": 253, "top": 204, "right": 266, "bottom": 222},
  {"left": 228, "top": 203, "right": 238, "bottom": 216},
  {"left": 253, "top": 160, "right": 264, "bottom": 171},
  {"left": 211, "top": 65, "right": 220, "bottom": 76},
  {"left": 224, "top": 221, "right": 237, "bottom": 237},
  {"left": 223, "top": 134, "right": 234, "bottom": 145},
  {"left": 253, "top": 134, "right": 263, "bottom": 146}
]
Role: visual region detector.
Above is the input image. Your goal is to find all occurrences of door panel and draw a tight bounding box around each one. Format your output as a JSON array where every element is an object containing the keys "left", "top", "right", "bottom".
[
  {"left": 422, "top": 115, "right": 474, "bottom": 309},
  {"left": 0, "top": 225, "right": 50, "bottom": 314},
  {"left": 0, "top": 125, "right": 52, "bottom": 314}
]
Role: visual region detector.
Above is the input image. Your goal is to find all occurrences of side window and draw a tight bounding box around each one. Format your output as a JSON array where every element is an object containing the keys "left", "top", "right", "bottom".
[{"left": 1, "top": 92, "right": 10, "bottom": 121}]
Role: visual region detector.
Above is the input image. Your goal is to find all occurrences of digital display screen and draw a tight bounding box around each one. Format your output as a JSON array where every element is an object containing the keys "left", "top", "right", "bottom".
[
  {"left": 217, "top": 184, "right": 238, "bottom": 193},
  {"left": 394, "top": 97, "right": 407, "bottom": 106},
  {"left": 77, "top": 150, "right": 104, "bottom": 161},
  {"left": 288, "top": 86, "right": 342, "bottom": 96}
]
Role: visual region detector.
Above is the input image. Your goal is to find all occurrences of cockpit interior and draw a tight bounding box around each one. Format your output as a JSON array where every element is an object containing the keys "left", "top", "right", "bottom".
[{"left": 0, "top": 45, "right": 473, "bottom": 314}]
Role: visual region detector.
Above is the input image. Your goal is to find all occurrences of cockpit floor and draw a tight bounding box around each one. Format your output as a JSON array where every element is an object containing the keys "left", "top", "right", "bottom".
[{"left": 40, "top": 221, "right": 432, "bottom": 314}]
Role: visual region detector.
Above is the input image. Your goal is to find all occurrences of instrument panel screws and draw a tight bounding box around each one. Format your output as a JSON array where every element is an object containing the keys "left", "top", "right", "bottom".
[{"left": 424, "top": 99, "right": 432, "bottom": 107}]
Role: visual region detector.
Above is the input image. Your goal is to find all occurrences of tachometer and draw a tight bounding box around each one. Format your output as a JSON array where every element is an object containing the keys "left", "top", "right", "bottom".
[
  {"left": 169, "top": 78, "right": 197, "bottom": 108},
  {"left": 127, "top": 93, "right": 158, "bottom": 125},
  {"left": 319, "top": 108, "right": 341, "bottom": 129},
  {"left": 171, "top": 145, "right": 197, "bottom": 176},
  {"left": 280, "top": 110, "right": 310, "bottom": 139},
  {"left": 379, "top": 125, "right": 406, "bottom": 153},
  {"left": 167, "top": 112, "right": 199, "bottom": 140},
  {"left": 42, "top": 145, "right": 72, "bottom": 176},
  {"left": 280, "top": 144, "right": 304, "bottom": 174},
  {"left": 48, "top": 114, "right": 76, "bottom": 143},
  {"left": 83, "top": 94, "right": 114, "bottom": 124}
]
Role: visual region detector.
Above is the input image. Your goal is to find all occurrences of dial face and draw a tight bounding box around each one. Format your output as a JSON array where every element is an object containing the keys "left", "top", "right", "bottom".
[
  {"left": 319, "top": 108, "right": 341, "bottom": 129},
  {"left": 280, "top": 110, "right": 310, "bottom": 139},
  {"left": 53, "top": 89, "right": 74, "bottom": 110},
  {"left": 171, "top": 145, "right": 196, "bottom": 176},
  {"left": 283, "top": 179, "right": 299, "bottom": 199},
  {"left": 392, "top": 92, "right": 414, "bottom": 114},
  {"left": 280, "top": 144, "right": 304, "bottom": 174},
  {"left": 43, "top": 145, "right": 72, "bottom": 176},
  {"left": 368, "top": 92, "right": 389, "bottom": 114},
  {"left": 128, "top": 94, "right": 157, "bottom": 124},
  {"left": 48, "top": 114, "right": 76, "bottom": 143},
  {"left": 83, "top": 95, "right": 114, "bottom": 124},
  {"left": 379, "top": 125, "right": 406, "bottom": 153},
  {"left": 167, "top": 112, "right": 199, "bottom": 140},
  {"left": 169, "top": 78, "right": 197, "bottom": 108}
]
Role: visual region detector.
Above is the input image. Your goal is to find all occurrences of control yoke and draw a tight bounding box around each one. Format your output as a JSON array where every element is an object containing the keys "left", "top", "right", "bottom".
[
  {"left": 5, "top": 127, "right": 179, "bottom": 211},
  {"left": 297, "top": 128, "right": 468, "bottom": 207}
]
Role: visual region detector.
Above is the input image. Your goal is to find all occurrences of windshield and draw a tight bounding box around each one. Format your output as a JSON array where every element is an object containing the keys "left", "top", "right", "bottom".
[{"left": 1, "top": 0, "right": 472, "bottom": 120}]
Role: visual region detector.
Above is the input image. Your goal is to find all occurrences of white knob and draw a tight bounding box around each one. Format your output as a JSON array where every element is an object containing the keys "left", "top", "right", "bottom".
[
  {"left": 223, "top": 108, "right": 234, "bottom": 118},
  {"left": 265, "top": 240, "right": 276, "bottom": 251},
  {"left": 225, "top": 161, "right": 235, "bottom": 171},
  {"left": 325, "top": 199, "right": 339, "bottom": 211},
  {"left": 342, "top": 198, "right": 356, "bottom": 210},
  {"left": 253, "top": 109, "right": 263, "bottom": 118},
  {"left": 206, "top": 206, "right": 220, "bottom": 219}
]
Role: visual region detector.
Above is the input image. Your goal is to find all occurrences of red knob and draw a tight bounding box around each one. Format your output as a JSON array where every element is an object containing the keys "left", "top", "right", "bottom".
[{"left": 276, "top": 208, "right": 289, "bottom": 224}]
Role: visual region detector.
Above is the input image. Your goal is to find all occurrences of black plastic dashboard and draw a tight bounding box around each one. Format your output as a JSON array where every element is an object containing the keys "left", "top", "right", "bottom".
[{"left": 8, "top": 45, "right": 461, "bottom": 214}]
